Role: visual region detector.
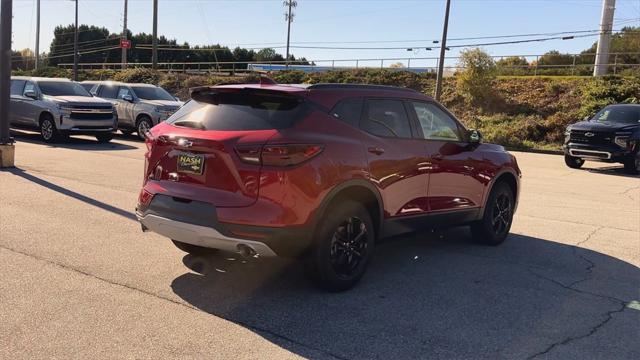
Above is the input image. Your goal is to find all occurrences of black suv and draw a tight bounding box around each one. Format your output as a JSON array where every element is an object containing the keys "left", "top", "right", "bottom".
[{"left": 564, "top": 104, "right": 640, "bottom": 174}]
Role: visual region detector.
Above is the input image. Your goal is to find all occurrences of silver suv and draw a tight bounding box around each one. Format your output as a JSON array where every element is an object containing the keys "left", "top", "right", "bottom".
[
  {"left": 88, "top": 81, "right": 182, "bottom": 140},
  {"left": 10, "top": 77, "right": 117, "bottom": 143}
]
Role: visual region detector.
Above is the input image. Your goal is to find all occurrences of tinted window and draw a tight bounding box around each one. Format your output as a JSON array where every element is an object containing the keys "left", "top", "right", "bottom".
[
  {"left": 23, "top": 82, "right": 36, "bottom": 96},
  {"left": 117, "top": 87, "right": 133, "bottom": 99},
  {"left": 168, "top": 91, "right": 309, "bottom": 131},
  {"left": 412, "top": 102, "right": 461, "bottom": 141},
  {"left": 39, "top": 81, "right": 90, "bottom": 97},
  {"left": 593, "top": 105, "right": 640, "bottom": 124},
  {"left": 331, "top": 98, "right": 363, "bottom": 127},
  {"left": 10, "top": 80, "right": 25, "bottom": 96},
  {"left": 99, "top": 86, "right": 119, "bottom": 99},
  {"left": 131, "top": 86, "right": 175, "bottom": 101},
  {"left": 362, "top": 99, "right": 412, "bottom": 138},
  {"left": 79, "top": 83, "right": 95, "bottom": 92}
]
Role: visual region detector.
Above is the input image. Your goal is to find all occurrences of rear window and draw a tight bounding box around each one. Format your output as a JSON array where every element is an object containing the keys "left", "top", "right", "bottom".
[{"left": 168, "top": 91, "right": 310, "bottom": 131}]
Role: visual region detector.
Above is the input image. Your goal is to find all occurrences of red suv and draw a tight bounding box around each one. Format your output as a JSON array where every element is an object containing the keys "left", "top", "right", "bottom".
[{"left": 136, "top": 81, "right": 521, "bottom": 291}]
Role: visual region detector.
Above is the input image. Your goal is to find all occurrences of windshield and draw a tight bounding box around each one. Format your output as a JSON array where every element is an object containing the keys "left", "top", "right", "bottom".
[
  {"left": 131, "top": 86, "right": 175, "bottom": 101},
  {"left": 39, "top": 81, "right": 91, "bottom": 97},
  {"left": 592, "top": 105, "right": 640, "bottom": 124}
]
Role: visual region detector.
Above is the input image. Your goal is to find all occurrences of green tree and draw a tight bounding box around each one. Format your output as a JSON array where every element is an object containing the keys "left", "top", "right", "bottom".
[{"left": 456, "top": 48, "right": 497, "bottom": 110}]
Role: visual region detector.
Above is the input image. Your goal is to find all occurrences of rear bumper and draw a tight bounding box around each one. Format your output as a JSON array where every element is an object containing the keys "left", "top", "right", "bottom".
[
  {"left": 136, "top": 193, "right": 313, "bottom": 257},
  {"left": 137, "top": 213, "right": 278, "bottom": 257}
]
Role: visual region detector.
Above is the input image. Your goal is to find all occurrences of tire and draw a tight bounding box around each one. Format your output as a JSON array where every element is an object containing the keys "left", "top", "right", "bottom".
[
  {"left": 136, "top": 116, "right": 153, "bottom": 140},
  {"left": 39, "top": 115, "right": 60, "bottom": 143},
  {"left": 120, "top": 129, "right": 134, "bottom": 136},
  {"left": 471, "top": 182, "right": 515, "bottom": 246},
  {"left": 564, "top": 154, "right": 585, "bottom": 169},
  {"left": 306, "top": 200, "right": 375, "bottom": 292},
  {"left": 171, "top": 240, "right": 218, "bottom": 255},
  {"left": 623, "top": 153, "right": 640, "bottom": 175},
  {"left": 95, "top": 133, "right": 114, "bottom": 143}
]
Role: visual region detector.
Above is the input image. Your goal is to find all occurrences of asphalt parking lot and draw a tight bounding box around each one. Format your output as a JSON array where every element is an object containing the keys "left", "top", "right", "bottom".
[{"left": 1, "top": 131, "right": 638, "bottom": 359}]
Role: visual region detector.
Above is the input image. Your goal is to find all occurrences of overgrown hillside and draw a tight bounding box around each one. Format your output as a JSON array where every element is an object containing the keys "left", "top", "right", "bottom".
[{"left": 15, "top": 67, "right": 639, "bottom": 151}]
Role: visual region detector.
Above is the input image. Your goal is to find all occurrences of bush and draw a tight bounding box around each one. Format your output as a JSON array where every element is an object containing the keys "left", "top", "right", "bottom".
[
  {"left": 455, "top": 48, "right": 498, "bottom": 111},
  {"left": 113, "top": 68, "right": 161, "bottom": 84}
]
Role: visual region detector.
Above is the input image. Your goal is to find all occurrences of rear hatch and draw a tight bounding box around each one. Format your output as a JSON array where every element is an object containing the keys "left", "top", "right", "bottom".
[{"left": 144, "top": 87, "right": 310, "bottom": 207}]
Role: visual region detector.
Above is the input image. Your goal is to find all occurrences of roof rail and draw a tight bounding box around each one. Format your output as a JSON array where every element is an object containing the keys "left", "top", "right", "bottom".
[{"left": 306, "top": 83, "right": 419, "bottom": 93}]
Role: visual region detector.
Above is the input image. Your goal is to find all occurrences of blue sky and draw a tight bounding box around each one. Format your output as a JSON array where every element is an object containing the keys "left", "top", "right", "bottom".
[{"left": 10, "top": 0, "right": 640, "bottom": 67}]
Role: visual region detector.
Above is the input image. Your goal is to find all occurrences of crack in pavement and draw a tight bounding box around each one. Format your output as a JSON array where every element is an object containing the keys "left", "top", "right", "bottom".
[
  {"left": 0, "top": 245, "right": 348, "bottom": 360},
  {"left": 525, "top": 226, "right": 630, "bottom": 359}
]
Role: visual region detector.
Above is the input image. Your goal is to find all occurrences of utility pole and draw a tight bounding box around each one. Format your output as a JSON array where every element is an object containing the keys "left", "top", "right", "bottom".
[
  {"left": 152, "top": 0, "right": 158, "bottom": 69},
  {"left": 593, "top": 0, "right": 615, "bottom": 76},
  {"left": 0, "top": 0, "right": 15, "bottom": 167},
  {"left": 434, "top": 0, "right": 451, "bottom": 101},
  {"left": 283, "top": 0, "right": 297, "bottom": 68},
  {"left": 35, "top": 0, "right": 39, "bottom": 69},
  {"left": 121, "top": 0, "right": 128, "bottom": 69},
  {"left": 73, "top": 0, "right": 78, "bottom": 81}
]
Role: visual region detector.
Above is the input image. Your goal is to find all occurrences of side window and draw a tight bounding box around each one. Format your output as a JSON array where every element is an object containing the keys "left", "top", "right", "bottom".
[
  {"left": 331, "top": 98, "right": 363, "bottom": 127},
  {"left": 362, "top": 99, "right": 412, "bottom": 138},
  {"left": 411, "top": 102, "right": 461, "bottom": 141},
  {"left": 117, "top": 87, "right": 132, "bottom": 99},
  {"left": 99, "top": 86, "right": 119, "bottom": 99},
  {"left": 10, "top": 80, "right": 26, "bottom": 96},
  {"left": 23, "top": 82, "right": 36, "bottom": 96}
]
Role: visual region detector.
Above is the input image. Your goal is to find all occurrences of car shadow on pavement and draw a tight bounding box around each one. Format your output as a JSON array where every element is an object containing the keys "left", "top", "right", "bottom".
[
  {"left": 10, "top": 129, "right": 138, "bottom": 151},
  {"left": 170, "top": 227, "right": 639, "bottom": 359},
  {"left": 584, "top": 165, "right": 639, "bottom": 178},
  {"left": 3, "top": 167, "right": 137, "bottom": 222}
]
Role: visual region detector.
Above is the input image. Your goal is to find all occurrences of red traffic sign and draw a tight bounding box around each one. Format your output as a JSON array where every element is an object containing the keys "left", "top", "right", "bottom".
[{"left": 120, "top": 39, "right": 132, "bottom": 49}]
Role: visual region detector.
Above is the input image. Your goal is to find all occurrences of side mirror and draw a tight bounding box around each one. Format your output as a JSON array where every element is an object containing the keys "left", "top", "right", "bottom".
[
  {"left": 122, "top": 94, "right": 134, "bottom": 102},
  {"left": 469, "top": 129, "right": 482, "bottom": 144},
  {"left": 24, "top": 90, "right": 38, "bottom": 100}
]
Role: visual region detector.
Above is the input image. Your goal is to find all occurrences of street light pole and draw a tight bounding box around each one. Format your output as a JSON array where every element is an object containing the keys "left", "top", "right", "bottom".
[
  {"left": 35, "top": 0, "right": 40, "bottom": 69},
  {"left": 0, "top": 0, "right": 15, "bottom": 167},
  {"left": 152, "top": 0, "right": 158, "bottom": 69},
  {"left": 73, "top": 0, "right": 78, "bottom": 81},
  {"left": 122, "top": 0, "right": 128, "bottom": 69},
  {"left": 593, "top": 0, "right": 616, "bottom": 76},
  {"left": 434, "top": 0, "right": 451, "bottom": 101},
  {"left": 283, "top": 0, "right": 297, "bottom": 69}
]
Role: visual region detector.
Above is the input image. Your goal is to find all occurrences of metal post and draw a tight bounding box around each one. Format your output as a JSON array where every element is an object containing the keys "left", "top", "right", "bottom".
[
  {"left": 122, "top": 0, "right": 128, "bottom": 69},
  {"left": 434, "top": 0, "right": 451, "bottom": 101},
  {"left": 285, "top": 0, "right": 293, "bottom": 69},
  {"left": 35, "top": 0, "right": 40, "bottom": 69},
  {"left": 381, "top": 59, "right": 384, "bottom": 69},
  {"left": 73, "top": 0, "right": 78, "bottom": 81},
  {"left": 534, "top": 55, "right": 539, "bottom": 76},
  {"left": 613, "top": 53, "right": 618, "bottom": 75},
  {"left": 356, "top": 60, "right": 359, "bottom": 69},
  {"left": 593, "top": 0, "right": 616, "bottom": 76},
  {"left": 152, "top": 0, "right": 158, "bottom": 69},
  {"left": 407, "top": 58, "right": 411, "bottom": 69},
  {"left": 0, "top": 0, "right": 14, "bottom": 151}
]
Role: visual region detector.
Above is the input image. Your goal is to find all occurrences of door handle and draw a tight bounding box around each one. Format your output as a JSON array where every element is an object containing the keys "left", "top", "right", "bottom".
[{"left": 368, "top": 147, "right": 385, "bottom": 155}]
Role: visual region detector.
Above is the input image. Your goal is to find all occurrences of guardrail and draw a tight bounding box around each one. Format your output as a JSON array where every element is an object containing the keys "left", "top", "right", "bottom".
[{"left": 56, "top": 52, "right": 640, "bottom": 76}]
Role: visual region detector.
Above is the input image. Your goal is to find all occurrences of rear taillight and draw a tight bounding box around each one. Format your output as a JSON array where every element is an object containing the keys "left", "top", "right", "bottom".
[
  {"left": 236, "top": 144, "right": 323, "bottom": 167},
  {"left": 138, "top": 189, "right": 154, "bottom": 206}
]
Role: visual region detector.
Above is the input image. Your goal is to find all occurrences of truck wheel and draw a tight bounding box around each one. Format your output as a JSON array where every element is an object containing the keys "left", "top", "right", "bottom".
[
  {"left": 471, "top": 181, "right": 514, "bottom": 246},
  {"left": 623, "top": 154, "right": 640, "bottom": 175},
  {"left": 40, "top": 115, "right": 60, "bottom": 143},
  {"left": 564, "top": 154, "right": 584, "bottom": 169},
  {"left": 136, "top": 116, "right": 153, "bottom": 140},
  {"left": 306, "top": 200, "right": 375, "bottom": 292},
  {"left": 95, "top": 133, "right": 114, "bottom": 143},
  {"left": 171, "top": 240, "right": 218, "bottom": 255}
]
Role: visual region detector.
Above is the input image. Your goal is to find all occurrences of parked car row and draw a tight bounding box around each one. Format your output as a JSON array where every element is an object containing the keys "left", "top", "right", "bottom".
[{"left": 8, "top": 77, "right": 182, "bottom": 143}]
